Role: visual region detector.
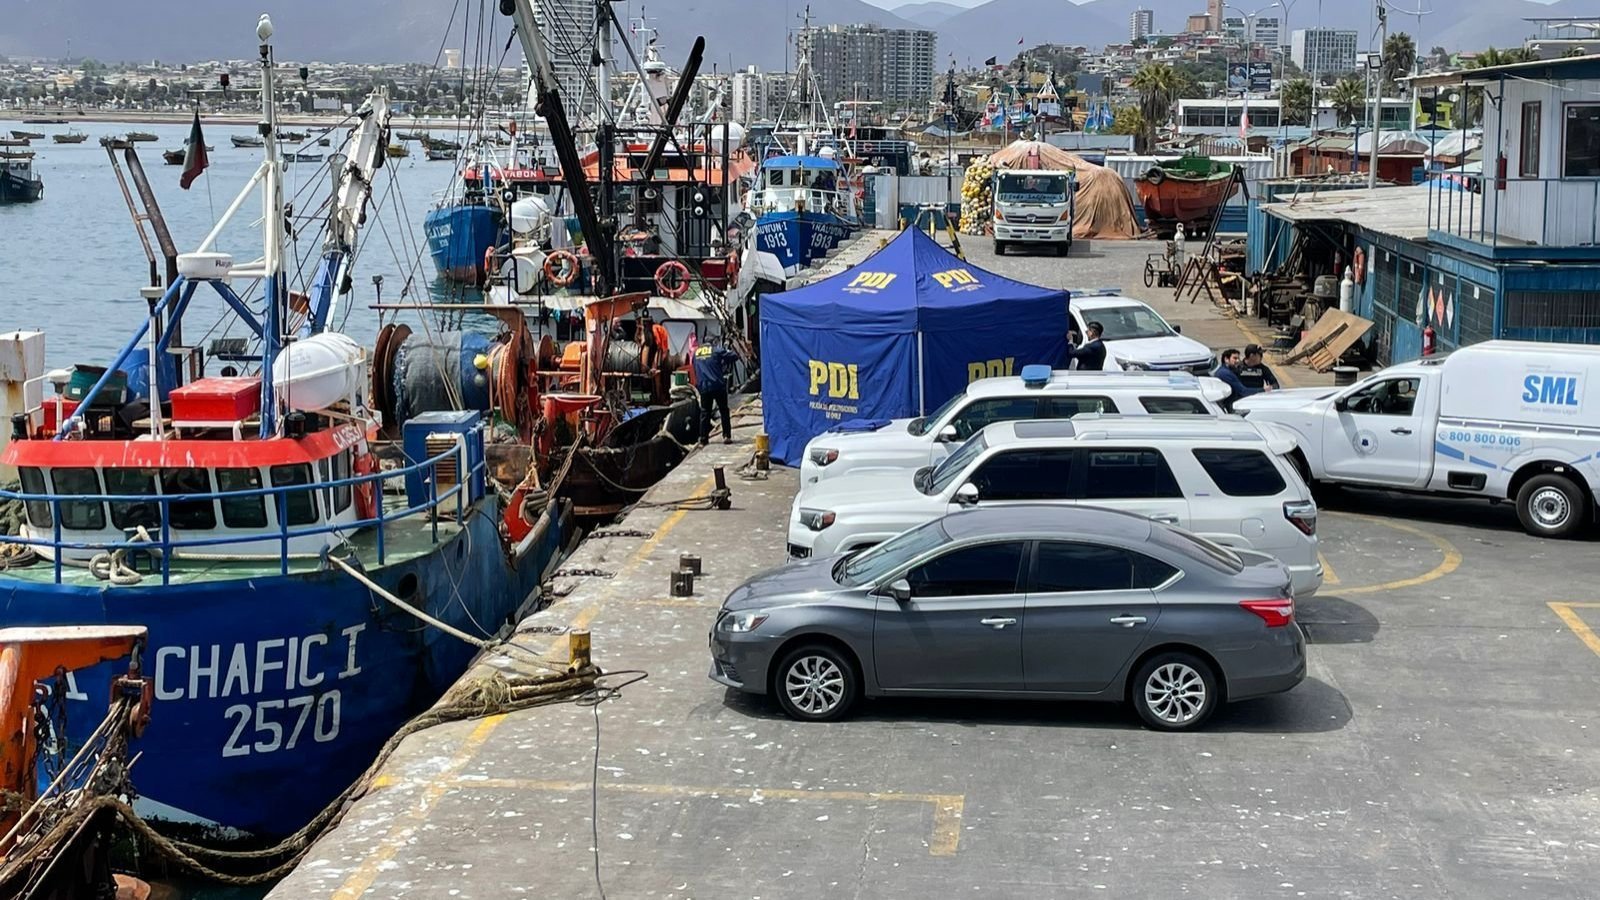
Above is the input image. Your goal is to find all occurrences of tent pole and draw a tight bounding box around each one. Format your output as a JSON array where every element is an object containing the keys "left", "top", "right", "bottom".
[{"left": 917, "top": 329, "right": 926, "bottom": 415}]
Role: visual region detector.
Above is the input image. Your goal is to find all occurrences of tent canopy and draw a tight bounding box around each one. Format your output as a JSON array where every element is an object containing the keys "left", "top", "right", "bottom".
[{"left": 760, "top": 227, "right": 1069, "bottom": 465}]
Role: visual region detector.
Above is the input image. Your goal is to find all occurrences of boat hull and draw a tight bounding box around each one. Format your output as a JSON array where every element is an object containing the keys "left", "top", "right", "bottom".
[
  {"left": 753, "top": 211, "right": 854, "bottom": 276},
  {"left": 1136, "top": 174, "right": 1240, "bottom": 234},
  {"left": 0, "top": 171, "right": 43, "bottom": 203},
  {"left": 425, "top": 203, "right": 505, "bottom": 284},
  {"left": 0, "top": 496, "right": 565, "bottom": 837}
]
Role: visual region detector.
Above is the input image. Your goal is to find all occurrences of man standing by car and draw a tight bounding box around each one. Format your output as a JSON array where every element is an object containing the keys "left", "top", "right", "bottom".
[
  {"left": 1214, "top": 348, "right": 1257, "bottom": 411},
  {"left": 1063, "top": 321, "right": 1107, "bottom": 370},
  {"left": 1237, "top": 344, "right": 1281, "bottom": 393},
  {"left": 693, "top": 337, "right": 741, "bottom": 445}
]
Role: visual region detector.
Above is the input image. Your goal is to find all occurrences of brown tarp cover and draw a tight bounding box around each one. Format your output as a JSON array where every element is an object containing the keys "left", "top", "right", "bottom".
[{"left": 986, "top": 140, "right": 1140, "bottom": 240}]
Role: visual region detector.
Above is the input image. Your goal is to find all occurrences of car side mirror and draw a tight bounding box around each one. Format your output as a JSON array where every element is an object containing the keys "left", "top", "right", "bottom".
[
  {"left": 937, "top": 424, "right": 959, "bottom": 442},
  {"left": 885, "top": 578, "right": 911, "bottom": 602},
  {"left": 954, "top": 482, "right": 980, "bottom": 506},
  {"left": 1171, "top": 324, "right": 1182, "bottom": 334},
  {"left": 1333, "top": 397, "right": 1349, "bottom": 412}
]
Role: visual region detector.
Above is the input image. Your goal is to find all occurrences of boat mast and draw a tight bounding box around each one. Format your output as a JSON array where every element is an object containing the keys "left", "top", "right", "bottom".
[
  {"left": 257, "top": 14, "right": 284, "bottom": 438},
  {"left": 305, "top": 91, "right": 391, "bottom": 336},
  {"left": 504, "top": 0, "right": 615, "bottom": 295}
]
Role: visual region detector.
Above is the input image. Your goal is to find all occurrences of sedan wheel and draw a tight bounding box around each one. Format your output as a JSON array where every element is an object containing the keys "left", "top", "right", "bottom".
[
  {"left": 1132, "top": 652, "right": 1218, "bottom": 731},
  {"left": 774, "top": 644, "right": 859, "bottom": 722}
]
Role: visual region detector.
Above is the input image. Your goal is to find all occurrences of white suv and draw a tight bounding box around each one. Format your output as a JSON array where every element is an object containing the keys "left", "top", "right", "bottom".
[
  {"left": 1070, "top": 291, "right": 1217, "bottom": 375},
  {"left": 800, "top": 367, "right": 1231, "bottom": 486},
  {"left": 789, "top": 416, "right": 1323, "bottom": 597}
]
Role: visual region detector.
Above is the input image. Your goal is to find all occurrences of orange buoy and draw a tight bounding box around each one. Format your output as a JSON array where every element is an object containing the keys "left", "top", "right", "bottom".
[
  {"left": 655, "top": 260, "right": 691, "bottom": 298},
  {"left": 544, "top": 249, "right": 580, "bottom": 287}
]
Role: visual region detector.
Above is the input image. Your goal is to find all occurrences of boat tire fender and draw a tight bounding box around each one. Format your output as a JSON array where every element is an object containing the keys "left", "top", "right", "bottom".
[
  {"left": 655, "top": 260, "right": 692, "bottom": 299},
  {"left": 545, "top": 250, "right": 580, "bottom": 287},
  {"left": 1144, "top": 167, "right": 1166, "bottom": 185}
]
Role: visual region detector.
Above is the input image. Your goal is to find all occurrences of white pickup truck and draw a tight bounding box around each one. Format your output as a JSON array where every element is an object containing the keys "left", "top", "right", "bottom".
[{"left": 1235, "top": 340, "right": 1600, "bottom": 537}]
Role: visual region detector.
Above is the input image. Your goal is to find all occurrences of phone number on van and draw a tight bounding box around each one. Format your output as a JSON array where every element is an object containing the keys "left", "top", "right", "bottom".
[{"left": 1442, "top": 430, "right": 1522, "bottom": 448}]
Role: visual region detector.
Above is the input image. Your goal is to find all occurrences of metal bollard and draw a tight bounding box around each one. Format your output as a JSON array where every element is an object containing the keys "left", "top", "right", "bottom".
[
  {"left": 568, "top": 629, "right": 591, "bottom": 671},
  {"left": 711, "top": 465, "right": 733, "bottom": 510},
  {"left": 753, "top": 431, "right": 771, "bottom": 471},
  {"left": 670, "top": 569, "right": 695, "bottom": 597},
  {"left": 679, "top": 553, "right": 702, "bottom": 575}
]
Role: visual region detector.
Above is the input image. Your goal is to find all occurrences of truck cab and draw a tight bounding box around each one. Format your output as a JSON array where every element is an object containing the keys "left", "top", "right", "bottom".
[{"left": 992, "top": 169, "right": 1074, "bottom": 256}]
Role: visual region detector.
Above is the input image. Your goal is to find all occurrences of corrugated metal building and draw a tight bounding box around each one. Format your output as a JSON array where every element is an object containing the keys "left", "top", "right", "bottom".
[{"left": 1246, "top": 54, "right": 1600, "bottom": 365}]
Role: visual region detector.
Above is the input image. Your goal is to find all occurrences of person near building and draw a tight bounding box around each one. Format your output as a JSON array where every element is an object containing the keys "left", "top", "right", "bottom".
[
  {"left": 1214, "top": 348, "right": 1256, "bottom": 411},
  {"left": 1237, "top": 344, "right": 1280, "bottom": 393},
  {"left": 1063, "top": 321, "right": 1108, "bottom": 370},
  {"left": 693, "top": 337, "right": 741, "bottom": 445}
]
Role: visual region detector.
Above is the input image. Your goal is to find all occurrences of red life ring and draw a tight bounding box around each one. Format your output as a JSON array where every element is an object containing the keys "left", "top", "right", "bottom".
[
  {"left": 544, "top": 249, "right": 579, "bottom": 287},
  {"left": 655, "top": 260, "right": 692, "bottom": 298},
  {"left": 1352, "top": 247, "right": 1367, "bottom": 285},
  {"left": 353, "top": 452, "right": 379, "bottom": 521}
]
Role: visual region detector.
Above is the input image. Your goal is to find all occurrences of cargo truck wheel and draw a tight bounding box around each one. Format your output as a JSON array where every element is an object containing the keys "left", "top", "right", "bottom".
[
  {"left": 1516, "top": 474, "right": 1586, "bottom": 538},
  {"left": 994, "top": 240, "right": 1008, "bottom": 255}
]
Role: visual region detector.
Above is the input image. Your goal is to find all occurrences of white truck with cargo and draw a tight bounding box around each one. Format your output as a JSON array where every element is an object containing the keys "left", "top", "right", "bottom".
[
  {"left": 992, "top": 169, "right": 1075, "bottom": 256},
  {"left": 1234, "top": 341, "right": 1600, "bottom": 537}
]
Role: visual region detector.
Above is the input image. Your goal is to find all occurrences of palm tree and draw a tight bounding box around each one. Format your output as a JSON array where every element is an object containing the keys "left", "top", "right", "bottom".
[
  {"left": 1328, "top": 75, "right": 1366, "bottom": 126},
  {"left": 1279, "top": 78, "right": 1312, "bottom": 126},
  {"left": 1130, "top": 63, "right": 1181, "bottom": 153},
  {"left": 1381, "top": 32, "right": 1417, "bottom": 91}
]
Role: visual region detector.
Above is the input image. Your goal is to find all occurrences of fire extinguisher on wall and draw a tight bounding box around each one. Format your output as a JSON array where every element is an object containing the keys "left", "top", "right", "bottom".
[
  {"left": 1422, "top": 324, "right": 1437, "bottom": 357},
  {"left": 1495, "top": 153, "right": 1508, "bottom": 192}
]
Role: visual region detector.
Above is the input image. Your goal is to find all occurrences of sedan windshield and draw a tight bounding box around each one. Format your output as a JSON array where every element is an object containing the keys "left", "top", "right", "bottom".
[
  {"left": 923, "top": 433, "right": 987, "bottom": 494},
  {"left": 835, "top": 520, "right": 950, "bottom": 586},
  {"left": 1091, "top": 304, "right": 1176, "bottom": 341},
  {"left": 909, "top": 392, "right": 966, "bottom": 437}
]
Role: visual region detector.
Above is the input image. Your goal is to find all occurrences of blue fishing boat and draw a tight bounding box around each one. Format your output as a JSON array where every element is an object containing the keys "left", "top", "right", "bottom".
[
  {"left": 749, "top": 154, "right": 856, "bottom": 277},
  {"left": 424, "top": 159, "right": 508, "bottom": 284},
  {"left": 0, "top": 20, "right": 568, "bottom": 839}
]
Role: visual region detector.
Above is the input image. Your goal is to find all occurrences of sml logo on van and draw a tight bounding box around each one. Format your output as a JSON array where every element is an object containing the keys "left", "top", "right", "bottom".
[
  {"left": 809, "top": 360, "right": 860, "bottom": 399},
  {"left": 844, "top": 272, "right": 896, "bottom": 294},
  {"left": 931, "top": 268, "right": 982, "bottom": 292},
  {"left": 1521, "top": 373, "right": 1582, "bottom": 408},
  {"left": 967, "top": 358, "right": 1016, "bottom": 383}
]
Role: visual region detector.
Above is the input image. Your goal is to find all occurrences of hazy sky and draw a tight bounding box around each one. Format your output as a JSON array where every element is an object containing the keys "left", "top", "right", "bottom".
[{"left": 858, "top": 0, "right": 1556, "bottom": 6}]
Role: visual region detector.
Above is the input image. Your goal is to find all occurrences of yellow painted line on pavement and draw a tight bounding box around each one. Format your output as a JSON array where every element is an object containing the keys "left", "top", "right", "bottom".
[
  {"left": 332, "top": 471, "right": 718, "bottom": 897},
  {"left": 458, "top": 777, "right": 966, "bottom": 856},
  {"left": 332, "top": 715, "right": 505, "bottom": 900},
  {"left": 1321, "top": 512, "right": 1462, "bottom": 596},
  {"left": 1548, "top": 602, "right": 1600, "bottom": 659},
  {"left": 1318, "top": 552, "right": 1341, "bottom": 586}
]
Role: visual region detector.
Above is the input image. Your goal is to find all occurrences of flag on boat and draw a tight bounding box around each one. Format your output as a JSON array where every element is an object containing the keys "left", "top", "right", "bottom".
[
  {"left": 180, "top": 110, "right": 209, "bottom": 190},
  {"left": 984, "top": 55, "right": 997, "bottom": 66},
  {"left": 1099, "top": 101, "right": 1115, "bottom": 131}
]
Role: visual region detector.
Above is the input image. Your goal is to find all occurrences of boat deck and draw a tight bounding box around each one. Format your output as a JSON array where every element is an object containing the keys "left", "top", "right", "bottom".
[{"left": 2, "top": 495, "right": 464, "bottom": 588}]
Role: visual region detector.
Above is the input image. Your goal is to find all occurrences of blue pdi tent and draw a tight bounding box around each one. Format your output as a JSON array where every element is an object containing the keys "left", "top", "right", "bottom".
[{"left": 761, "top": 227, "right": 1070, "bottom": 466}]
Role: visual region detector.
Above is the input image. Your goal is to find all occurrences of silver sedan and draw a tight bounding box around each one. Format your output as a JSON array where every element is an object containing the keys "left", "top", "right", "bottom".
[{"left": 709, "top": 505, "right": 1306, "bottom": 730}]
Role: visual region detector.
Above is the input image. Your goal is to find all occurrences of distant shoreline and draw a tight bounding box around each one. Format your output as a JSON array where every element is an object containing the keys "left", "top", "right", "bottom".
[{"left": 0, "top": 110, "right": 482, "bottom": 129}]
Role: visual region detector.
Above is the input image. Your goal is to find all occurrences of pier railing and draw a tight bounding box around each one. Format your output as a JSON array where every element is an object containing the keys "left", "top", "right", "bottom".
[
  {"left": 1427, "top": 172, "right": 1600, "bottom": 250},
  {"left": 0, "top": 441, "right": 482, "bottom": 587}
]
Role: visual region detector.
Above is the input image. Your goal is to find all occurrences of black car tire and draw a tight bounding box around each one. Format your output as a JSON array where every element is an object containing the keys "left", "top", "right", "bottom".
[
  {"left": 1516, "top": 473, "right": 1587, "bottom": 538},
  {"left": 994, "top": 240, "right": 1008, "bottom": 255},
  {"left": 1131, "top": 651, "right": 1219, "bottom": 732},
  {"left": 773, "top": 643, "right": 860, "bottom": 722}
]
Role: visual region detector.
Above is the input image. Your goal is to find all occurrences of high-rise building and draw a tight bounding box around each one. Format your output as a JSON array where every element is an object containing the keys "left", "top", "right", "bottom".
[
  {"left": 532, "top": 0, "right": 596, "bottom": 106},
  {"left": 443, "top": 48, "right": 462, "bottom": 70},
  {"left": 802, "top": 23, "right": 936, "bottom": 107},
  {"left": 1207, "top": 0, "right": 1224, "bottom": 30},
  {"left": 1291, "top": 28, "right": 1359, "bottom": 74},
  {"left": 1130, "top": 8, "right": 1155, "bottom": 42},
  {"left": 1223, "top": 15, "right": 1281, "bottom": 49},
  {"left": 732, "top": 66, "right": 769, "bottom": 123},
  {"left": 1186, "top": 14, "right": 1212, "bottom": 34}
]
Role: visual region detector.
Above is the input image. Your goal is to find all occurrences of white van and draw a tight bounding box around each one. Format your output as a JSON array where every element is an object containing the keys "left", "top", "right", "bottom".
[
  {"left": 789, "top": 416, "right": 1323, "bottom": 597},
  {"left": 799, "top": 367, "right": 1231, "bottom": 487},
  {"left": 1235, "top": 340, "right": 1600, "bottom": 537}
]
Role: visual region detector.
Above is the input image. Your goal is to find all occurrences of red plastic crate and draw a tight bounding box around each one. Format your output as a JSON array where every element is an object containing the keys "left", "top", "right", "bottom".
[{"left": 169, "top": 377, "right": 262, "bottom": 423}]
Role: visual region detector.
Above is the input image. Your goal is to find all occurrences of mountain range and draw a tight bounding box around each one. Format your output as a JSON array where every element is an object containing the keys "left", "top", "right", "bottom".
[{"left": 0, "top": 0, "right": 1583, "bottom": 71}]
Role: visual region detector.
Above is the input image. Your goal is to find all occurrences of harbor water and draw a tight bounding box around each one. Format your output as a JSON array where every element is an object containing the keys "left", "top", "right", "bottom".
[{"left": 0, "top": 118, "right": 471, "bottom": 367}]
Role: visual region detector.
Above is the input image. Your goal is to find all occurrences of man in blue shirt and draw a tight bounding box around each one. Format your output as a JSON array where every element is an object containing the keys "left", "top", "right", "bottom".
[
  {"left": 693, "top": 338, "right": 742, "bottom": 445},
  {"left": 1214, "top": 348, "right": 1260, "bottom": 411}
]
